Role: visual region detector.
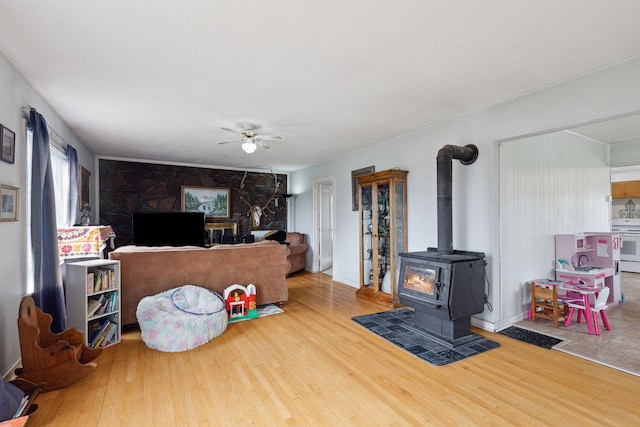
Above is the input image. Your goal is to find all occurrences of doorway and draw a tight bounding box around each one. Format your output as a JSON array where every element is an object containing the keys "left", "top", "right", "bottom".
[{"left": 312, "top": 177, "right": 335, "bottom": 275}]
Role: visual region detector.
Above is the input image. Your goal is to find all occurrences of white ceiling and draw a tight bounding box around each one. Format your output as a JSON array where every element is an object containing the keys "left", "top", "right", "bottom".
[
  {"left": 571, "top": 114, "right": 640, "bottom": 144},
  {"left": 1, "top": 1, "right": 640, "bottom": 171}
]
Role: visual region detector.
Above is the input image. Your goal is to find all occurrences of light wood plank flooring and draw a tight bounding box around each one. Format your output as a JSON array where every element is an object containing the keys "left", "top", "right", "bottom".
[{"left": 26, "top": 272, "right": 640, "bottom": 426}]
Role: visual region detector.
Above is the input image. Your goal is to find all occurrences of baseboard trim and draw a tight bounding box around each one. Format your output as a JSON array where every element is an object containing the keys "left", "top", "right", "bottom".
[
  {"left": 472, "top": 311, "right": 528, "bottom": 333},
  {"left": 3, "top": 357, "right": 21, "bottom": 381}
]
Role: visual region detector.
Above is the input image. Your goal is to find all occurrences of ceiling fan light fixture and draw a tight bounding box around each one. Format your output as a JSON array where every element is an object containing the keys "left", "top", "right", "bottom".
[{"left": 242, "top": 141, "right": 257, "bottom": 153}]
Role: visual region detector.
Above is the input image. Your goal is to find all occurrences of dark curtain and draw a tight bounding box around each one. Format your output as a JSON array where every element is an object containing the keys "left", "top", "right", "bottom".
[
  {"left": 66, "top": 145, "right": 78, "bottom": 226},
  {"left": 29, "top": 109, "right": 67, "bottom": 333}
]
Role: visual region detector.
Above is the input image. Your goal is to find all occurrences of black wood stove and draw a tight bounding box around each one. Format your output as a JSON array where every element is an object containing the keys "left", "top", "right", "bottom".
[{"left": 398, "top": 144, "right": 486, "bottom": 347}]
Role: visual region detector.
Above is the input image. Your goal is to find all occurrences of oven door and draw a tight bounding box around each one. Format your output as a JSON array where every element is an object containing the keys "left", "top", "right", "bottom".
[{"left": 620, "top": 233, "right": 640, "bottom": 262}]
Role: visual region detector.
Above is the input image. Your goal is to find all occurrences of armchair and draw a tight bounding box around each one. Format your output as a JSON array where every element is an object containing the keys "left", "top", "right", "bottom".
[{"left": 285, "top": 232, "right": 309, "bottom": 275}]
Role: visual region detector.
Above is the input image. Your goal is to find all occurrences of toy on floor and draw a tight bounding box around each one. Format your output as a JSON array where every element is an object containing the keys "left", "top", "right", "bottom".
[{"left": 224, "top": 284, "right": 257, "bottom": 322}]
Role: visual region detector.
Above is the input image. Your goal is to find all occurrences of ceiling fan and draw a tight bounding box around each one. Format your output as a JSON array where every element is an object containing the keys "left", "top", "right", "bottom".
[{"left": 217, "top": 123, "right": 284, "bottom": 153}]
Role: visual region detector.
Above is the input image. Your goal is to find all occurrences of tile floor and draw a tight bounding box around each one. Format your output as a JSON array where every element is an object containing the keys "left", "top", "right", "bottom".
[
  {"left": 353, "top": 308, "right": 500, "bottom": 366},
  {"left": 515, "top": 272, "right": 640, "bottom": 376}
]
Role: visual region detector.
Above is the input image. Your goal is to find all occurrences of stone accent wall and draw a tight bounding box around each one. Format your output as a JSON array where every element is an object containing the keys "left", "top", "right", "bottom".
[{"left": 99, "top": 159, "right": 287, "bottom": 247}]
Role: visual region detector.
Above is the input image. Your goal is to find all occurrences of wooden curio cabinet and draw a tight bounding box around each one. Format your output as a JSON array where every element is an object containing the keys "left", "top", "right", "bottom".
[{"left": 356, "top": 169, "right": 408, "bottom": 307}]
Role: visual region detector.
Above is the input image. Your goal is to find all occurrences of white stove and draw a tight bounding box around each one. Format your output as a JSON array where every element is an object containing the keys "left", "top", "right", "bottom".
[
  {"left": 612, "top": 219, "right": 640, "bottom": 272},
  {"left": 612, "top": 218, "right": 640, "bottom": 228}
]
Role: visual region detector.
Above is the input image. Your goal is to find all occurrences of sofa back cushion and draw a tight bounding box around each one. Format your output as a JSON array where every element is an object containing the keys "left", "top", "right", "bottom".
[{"left": 285, "top": 232, "right": 304, "bottom": 245}]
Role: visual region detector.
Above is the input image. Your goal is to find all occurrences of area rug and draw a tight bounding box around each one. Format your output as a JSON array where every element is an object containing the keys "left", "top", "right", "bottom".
[
  {"left": 352, "top": 308, "right": 499, "bottom": 366},
  {"left": 497, "top": 326, "right": 564, "bottom": 349},
  {"left": 229, "top": 304, "right": 284, "bottom": 323}
]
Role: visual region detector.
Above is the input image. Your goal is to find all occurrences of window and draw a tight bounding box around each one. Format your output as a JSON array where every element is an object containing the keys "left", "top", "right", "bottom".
[
  {"left": 50, "top": 142, "right": 71, "bottom": 227},
  {"left": 24, "top": 126, "right": 74, "bottom": 293},
  {"left": 25, "top": 126, "right": 33, "bottom": 294}
]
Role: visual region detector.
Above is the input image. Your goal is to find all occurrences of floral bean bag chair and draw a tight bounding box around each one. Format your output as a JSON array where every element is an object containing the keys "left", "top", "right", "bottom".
[{"left": 136, "top": 285, "right": 227, "bottom": 352}]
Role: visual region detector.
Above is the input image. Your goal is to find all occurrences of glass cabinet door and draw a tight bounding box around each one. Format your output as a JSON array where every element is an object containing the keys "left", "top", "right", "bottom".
[
  {"left": 360, "top": 183, "right": 373, "bottom": 289},
  {"left": 376, "top": 182, "right": 391, "bottom": 292},
  {"left": 394, "top": 180, "right": 406, "bottom": 258}
]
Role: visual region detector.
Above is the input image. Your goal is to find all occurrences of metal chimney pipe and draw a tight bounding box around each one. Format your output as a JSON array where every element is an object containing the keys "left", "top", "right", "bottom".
[{"left": 436, "top": 144, "right": 478, "bottom": 255}]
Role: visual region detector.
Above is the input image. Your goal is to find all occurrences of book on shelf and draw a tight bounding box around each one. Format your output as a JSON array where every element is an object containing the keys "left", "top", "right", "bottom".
[
  {"left": 108, "top": 322, "right": 120, "bottom": 345},
  {"left": 101, "top": 322, "right": 118, "bottom": 347},
  {"left": 88, "top": 318, "right": 111, "bottom": 347},
  {"left": 93, "top": 272, "right": 102, "bottom": 292},
  {"left": 87, "top": 272, "right": 94, "bottom": 294},
  {"left": 89, "top": 318, "right": 120, "bottom": 348},
  {"left": 91, "top": 268, "right": 114, "bottom": 292},
  {"left": 88, "top": 294, "right": 108, "bottom": 318},
  {"left": 96, "top": 294, "right": 110, "bottom": 315},
  {"left": 87, "top": 298, "right": 102, "bottom": 317},
  {"left": 101, "top": 269, "right": 109, "bottom": 290},
  {"left": 94, "top": 335, "right": 106, "bottom": 348},
  {"left": 109, "top": 292, "right": 118, "bottom": 312}
]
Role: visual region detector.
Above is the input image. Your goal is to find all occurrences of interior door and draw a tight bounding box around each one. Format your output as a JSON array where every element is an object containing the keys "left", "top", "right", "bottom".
[{"left": 318, "top": 183, "right": 334, "bottom": 272}]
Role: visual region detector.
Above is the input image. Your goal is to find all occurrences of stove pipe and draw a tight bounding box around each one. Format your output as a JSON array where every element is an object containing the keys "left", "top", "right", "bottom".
[{"left": 436, "top": 144, "right": 478, "bottom": 255}]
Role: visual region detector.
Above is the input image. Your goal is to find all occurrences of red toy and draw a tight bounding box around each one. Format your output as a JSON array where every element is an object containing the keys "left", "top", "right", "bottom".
[{"left": 224, "top": 284, "right": 257, "bottom": 322}]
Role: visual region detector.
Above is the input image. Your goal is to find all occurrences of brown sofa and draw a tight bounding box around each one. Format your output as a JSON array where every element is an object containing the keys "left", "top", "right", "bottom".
[
  {"left": 285, "top": 232, "right": 308, "bottom": 275},
  {"left": 108, "top": 240, "right": 289, "bottom": 326}
]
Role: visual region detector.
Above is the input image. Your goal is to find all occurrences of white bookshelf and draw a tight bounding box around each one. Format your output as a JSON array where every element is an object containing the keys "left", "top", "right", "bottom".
[{"left": 66, "top": 259, "right": 121, "bottom": 348}]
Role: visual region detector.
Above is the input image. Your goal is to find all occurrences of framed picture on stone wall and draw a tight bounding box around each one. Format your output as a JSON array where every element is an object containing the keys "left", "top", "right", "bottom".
[{"left": 181, "top": 185, "right": 230, "bottom": 219}]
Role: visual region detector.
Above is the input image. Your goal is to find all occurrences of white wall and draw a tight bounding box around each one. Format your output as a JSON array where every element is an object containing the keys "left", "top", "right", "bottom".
[
  {"left": 0, "top": 52, "right": 94, "bottom": 376},
  {"left": 611, "top": 139, "right": 640, "bottom": 167},
  {"left": 500, "top": 131, "right": 610, "bottom": 324},
  {"left": 291, "top": 56, "right": 640, "bottom": 330},
  {"left": 611, "top": 163, "right": 640, "bottom": 182}
]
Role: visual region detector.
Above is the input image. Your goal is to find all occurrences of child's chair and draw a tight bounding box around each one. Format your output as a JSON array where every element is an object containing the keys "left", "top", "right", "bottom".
[
  {"left": 565, "top": 286, "right": 611, "bottom": 335},
  {"left": 530, "top": 281, "right": 568, "bottom": 328}
]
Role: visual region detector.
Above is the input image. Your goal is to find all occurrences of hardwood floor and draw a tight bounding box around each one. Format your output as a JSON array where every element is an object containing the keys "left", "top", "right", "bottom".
[{"left": 27, "top": 272, "right": 640, "bottom": 426}]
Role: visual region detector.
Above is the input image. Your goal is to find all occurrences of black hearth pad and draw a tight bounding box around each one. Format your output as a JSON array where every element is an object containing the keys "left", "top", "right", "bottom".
[
  {"left": 497, "top": 326, "right": 563, "bottom": 349},
  {"left": 351, "top": 308, "right": 499, "bottom": 366}
]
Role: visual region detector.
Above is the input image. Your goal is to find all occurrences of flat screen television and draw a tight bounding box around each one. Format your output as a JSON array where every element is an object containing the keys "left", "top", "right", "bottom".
[{"left": 132, "top": 212, "right": 205, "bottom": 247}]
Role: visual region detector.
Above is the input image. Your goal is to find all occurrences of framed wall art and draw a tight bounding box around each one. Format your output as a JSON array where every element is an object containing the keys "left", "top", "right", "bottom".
[
  {"left": 0, "top": 125, "right": 15, "bottom": 164},
  {"left": 79, "top": 166, "right": 91, "bottom": 209},
  {"left": 181, "top": 185, "right": 230, "bottom": 219},
  {"left": 0, "top": 184, "right": 19, "bottom": 221},
  {"left": 351, "top": 165, "right": 375, "bottom": 211}
]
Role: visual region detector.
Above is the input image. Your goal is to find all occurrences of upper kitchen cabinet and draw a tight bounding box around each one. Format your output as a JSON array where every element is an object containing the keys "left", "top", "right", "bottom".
[{"left": 612, "top": 180, "right": 640, "bottom": 199}]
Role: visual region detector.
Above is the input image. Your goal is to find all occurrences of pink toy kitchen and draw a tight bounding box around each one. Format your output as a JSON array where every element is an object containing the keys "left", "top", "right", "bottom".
[{"left": 555, "top": 232, "right": 622, "bottom": 304}]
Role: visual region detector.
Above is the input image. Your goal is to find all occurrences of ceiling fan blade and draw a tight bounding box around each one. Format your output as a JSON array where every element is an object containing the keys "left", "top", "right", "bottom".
[
  {"left": 220, "top": 127, "right": 240, "bottom": 134},
  {"left": 260, "top": 135, "right": 284, "bottom": 141},
  {"left": 216, "top": 138, "right": 243, "bottom": 145},
  {"left": 258, "top": 141, "right": 271, "bottom": 149}
]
